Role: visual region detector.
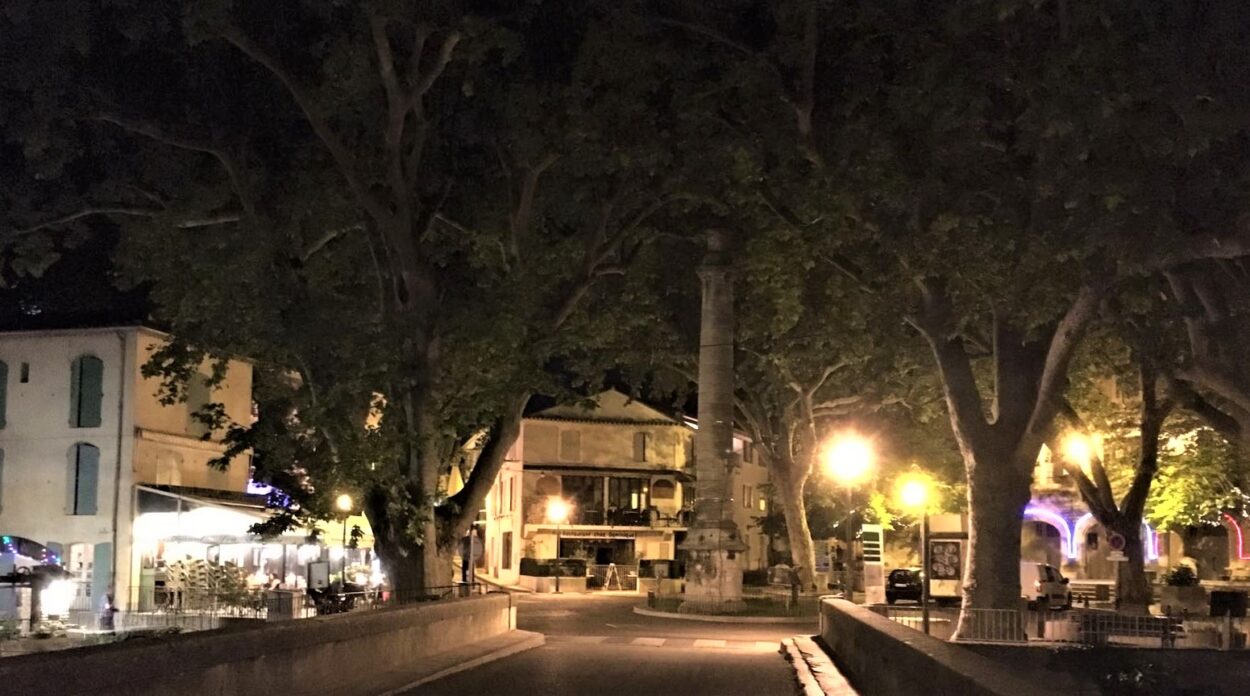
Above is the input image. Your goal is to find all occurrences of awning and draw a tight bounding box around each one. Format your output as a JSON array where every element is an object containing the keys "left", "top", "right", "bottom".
[{"left": 134, "top": 485, "right": 373, "bottom": 548}]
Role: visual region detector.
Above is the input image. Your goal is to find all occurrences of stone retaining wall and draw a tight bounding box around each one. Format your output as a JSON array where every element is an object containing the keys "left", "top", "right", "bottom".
[
  {"left": 0, "top": 593, "right": 513, "bottom": 696},
  {"left": 819, "top": 598, "right": 1050, "bottom": 696}
]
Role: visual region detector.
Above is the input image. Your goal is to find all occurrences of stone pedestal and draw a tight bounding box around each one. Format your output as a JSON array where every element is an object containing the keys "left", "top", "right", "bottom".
[{"left": 681, "top": 525, "right": 747, "bottom": 613}]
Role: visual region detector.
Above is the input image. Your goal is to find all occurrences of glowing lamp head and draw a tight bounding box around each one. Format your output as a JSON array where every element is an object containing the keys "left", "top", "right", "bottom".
[
  {"left": 898, "top": 477, "right": 930, "bottom": 511},
  {"left": 546, "top": 498, "right": 570, "bottom": 524},
  {"left": 824, "top": 434, "right": 874, "bottom": 486},
  {"left": 335, "top": 493, "right": 354, "bottom": 513},
  {"left": 1060, "top": 433, "right": 1097, "bottom": 475}
]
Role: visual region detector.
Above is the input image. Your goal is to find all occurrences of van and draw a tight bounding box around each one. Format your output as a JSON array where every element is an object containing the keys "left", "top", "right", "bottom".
[{"left": 1020, "top": 561, "right": 1071, "bottom": 608}]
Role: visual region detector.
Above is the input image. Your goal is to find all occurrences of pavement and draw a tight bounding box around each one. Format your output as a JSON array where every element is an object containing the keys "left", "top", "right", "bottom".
[{"left": 412, "top": 592, "right": 818, "bottom": 695}]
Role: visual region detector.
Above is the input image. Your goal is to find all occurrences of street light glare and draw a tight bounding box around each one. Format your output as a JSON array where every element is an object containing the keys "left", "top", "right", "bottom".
[
  {"left": 899, "top": 478, "right": 929, "bottom": 510},
  {"left": 1060, "top": 433, "right": 1096, "bottom": 475},
  {"left": 825, "top": 434, "right": 874, "bottom": 485},
  {"left": 546, "top": 497, "right": 570, "bottom": 524},
  {"left": 335, "top": 493, "right": 353, "bottom": 512}
]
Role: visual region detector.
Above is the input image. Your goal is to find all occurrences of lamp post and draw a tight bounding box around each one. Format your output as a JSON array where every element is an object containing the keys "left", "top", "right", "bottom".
[
  {"left": 546, "top": 498, "right": 570, "bottom": 594},
  {"left": 336, "top": 493, "right": 353, "bottom": 587},
  {"left": 899, "top": 476, "right": 932, "bottom": 635},
  {"left": 824, "top": 434, "right": 873, "bottom": 599}
]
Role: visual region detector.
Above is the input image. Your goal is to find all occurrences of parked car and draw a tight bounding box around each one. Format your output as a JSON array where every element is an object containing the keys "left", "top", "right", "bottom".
[
  {"left": 1020, "top": 561, "right": 1071, "bottom": 608},
  {"left": 886, "top": 568, "right": 924, "bottom": 605}
]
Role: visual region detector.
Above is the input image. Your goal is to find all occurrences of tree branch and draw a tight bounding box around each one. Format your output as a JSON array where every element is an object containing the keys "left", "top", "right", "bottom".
[{"left": 219, "top": 26, "right": 390, "bottom": 225}]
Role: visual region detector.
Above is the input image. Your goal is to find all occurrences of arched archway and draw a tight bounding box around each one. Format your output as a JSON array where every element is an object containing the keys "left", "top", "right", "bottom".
[{"left": 1022, "top": 507, "right": 1071, "bottom": 568}]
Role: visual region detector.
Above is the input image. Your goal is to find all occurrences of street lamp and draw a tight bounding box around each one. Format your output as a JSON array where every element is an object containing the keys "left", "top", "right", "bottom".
[
  {"left": 1060, "top": 432, "right": 1099, "bottom": 477},
  {"left": 336, "top": 494, "right": 353, "bottom": 587},
  {"left": 546, "top": 498, "right": 570, "bottom": 594},
  {"left": 824, "top": 434, "right": 874, "bottom": 598},
  {"left": 897, "top": 475, "right": 932, "bottom": 635}
]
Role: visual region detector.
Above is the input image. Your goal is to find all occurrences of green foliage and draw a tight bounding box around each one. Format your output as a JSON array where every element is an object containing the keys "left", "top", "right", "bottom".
[{"left": 1147, "top": 427, "right": 1250, "bottom": 530}]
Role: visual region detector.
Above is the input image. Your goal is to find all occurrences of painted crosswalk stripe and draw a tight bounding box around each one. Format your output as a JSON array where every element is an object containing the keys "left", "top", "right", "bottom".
[
  {"left": 631, "top": 637, "right": 666, "bottom": 646},
  {"left": 756, "top": 641, "right": 779, "bottom": 651},
  {"left": 693, "top": 639, "right": 727, "bottom": 648}
]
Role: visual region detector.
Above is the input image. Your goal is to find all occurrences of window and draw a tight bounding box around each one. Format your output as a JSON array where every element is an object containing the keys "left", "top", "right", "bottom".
[
  {"left": 1086, "top": 531, "right": 1099, "bottom": 550},
  {"left": 19, "top": 362, "right": 29, "bottom": 383},
  {"left": 559, "top": 430, "right": 581, "bottom": 461},
  {"left": 0, "top": 361, "right": 7, "bottom": 428},
  {"left": 608, "top": 477, "right": 647, "bottom": 512},
  {"left": 744, "top": 442, "right": 754, "bottom": 464},
  {"left": 535, "top": 475, "right": 560, "bottom": 496},
  {"left": 633, "top": 432, "right": 651, "bottom": 462},
  {"left": 563, "top": 475, "right": 604, "bottom": 523},
  {"left": 757, "top": 497, "right": 767, "bottom": 512},
  {"left": 651, "top": 479, "right": 676, "bottom": 500},
  {"left": 70, "top": 355, "right": 104, "bottom": 428},
  {"left": 70, "top": 443, "right": 100, "bottom": 515},
  {"left": 502, "top": 532, "right": 513, "bottom": 571},
  {"left": 742, "top": 485, "right": 752, "bottom": 509},
  {"left": 186, "top": 371, "right": 213, "bottom": 437}
]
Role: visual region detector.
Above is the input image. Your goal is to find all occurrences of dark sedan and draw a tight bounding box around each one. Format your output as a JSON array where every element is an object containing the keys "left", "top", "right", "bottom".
[{"left": 886, "top": 568, "right": 924, "bottom": 604}]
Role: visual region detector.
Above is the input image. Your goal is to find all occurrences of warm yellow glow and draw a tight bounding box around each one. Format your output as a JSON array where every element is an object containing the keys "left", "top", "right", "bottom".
[
  {"left": 40, "top": 579, "right": 77, "bottom": 617},
  {"left": 546, "top": 497, "right": 570, "bottom": 524},
  {"left": 898, "top": 477, "right": 930, "bottom": 511},
  {"left": 1060, "top": 433, "right": 1099, "bottom": 475},
  {"left": 824, "top": 434, "right": 874, "bottom": 486},
  {"left": 335, "top": 493, "right": 354, "bottom": 512}
]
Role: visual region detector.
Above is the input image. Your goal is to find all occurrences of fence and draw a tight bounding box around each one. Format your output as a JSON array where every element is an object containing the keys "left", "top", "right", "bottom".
[{"left": 874, "top": 604, "right": 1250, "bottom": 649}]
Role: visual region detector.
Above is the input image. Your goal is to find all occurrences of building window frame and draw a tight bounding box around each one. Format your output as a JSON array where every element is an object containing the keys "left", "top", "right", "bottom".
[
  {"left": 70, "top": 355, "right": 105, "bottom": 428},
  {"left": 69, "top": 442, "right": 100, "bottom": 515}
]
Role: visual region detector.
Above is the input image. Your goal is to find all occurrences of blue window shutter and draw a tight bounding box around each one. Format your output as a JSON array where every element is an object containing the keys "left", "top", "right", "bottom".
[
  {"left": 0, "top": 361, "right": 7, "bottom": 429},
  {"left": 74, "top": 444, "right": 100, "bottom": 515},
  {"left": 71, "top": 356, "right": 104, "bottom": 428},
  {"left": 92, "top": 542, "right": 112, "bottom": 609}
]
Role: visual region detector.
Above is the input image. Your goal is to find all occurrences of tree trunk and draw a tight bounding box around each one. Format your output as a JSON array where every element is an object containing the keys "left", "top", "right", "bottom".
[
  {"left": 776, "top": 465, "right": 818, "bottom": 591},
  {"left": 954, "top": 458, "right": 1032, "bottom": 639},
  {"left": 1110, "top": 519, "right": 1151, "bottom": 611}
]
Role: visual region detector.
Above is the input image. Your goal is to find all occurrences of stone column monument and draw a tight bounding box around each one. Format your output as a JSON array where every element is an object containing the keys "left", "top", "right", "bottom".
[{"left": 680, "top": 229, "right": 746, "bottom": 612}]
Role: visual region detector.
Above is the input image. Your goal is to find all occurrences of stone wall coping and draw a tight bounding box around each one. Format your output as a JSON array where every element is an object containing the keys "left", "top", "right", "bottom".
[
  {"left": 0, "top": 593, "right": 510, "bottom": 694},
  {"left": 821, "top": 598, "right": 1051, "bottom": 696}
]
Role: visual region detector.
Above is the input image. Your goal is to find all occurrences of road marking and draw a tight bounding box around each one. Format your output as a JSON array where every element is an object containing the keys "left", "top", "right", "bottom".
[
  {"left": 756, "top": 641, "right": 779, "bottom": 651},
  {"left": 693, "top": 639, "right": 727, "bottom": 648},
  {"left": 604, "top": 623, "right": 618, "bottom": 628},
  {"left": 631, "top": 637, "right": 666, "bottom": 646}
]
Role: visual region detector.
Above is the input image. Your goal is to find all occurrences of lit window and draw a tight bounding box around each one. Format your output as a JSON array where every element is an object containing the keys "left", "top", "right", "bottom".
[{"left": 758, "top": 497, "right": 767, "bottom": 512}]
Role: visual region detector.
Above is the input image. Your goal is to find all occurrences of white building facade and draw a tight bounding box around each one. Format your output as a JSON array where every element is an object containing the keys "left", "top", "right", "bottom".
[{"left": 0, "top": 326, "right": 253, "bottom": 612}]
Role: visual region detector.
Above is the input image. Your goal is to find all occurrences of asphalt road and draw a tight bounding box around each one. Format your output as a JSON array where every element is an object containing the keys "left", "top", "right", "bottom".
[{"left": 415, "top": 592, "right": 813, "bottom": 695}]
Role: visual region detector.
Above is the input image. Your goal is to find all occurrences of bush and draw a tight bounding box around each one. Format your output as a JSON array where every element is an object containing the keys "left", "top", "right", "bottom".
[{"left": 1164, "top": 565, "right": 1199, "bottom": 587}]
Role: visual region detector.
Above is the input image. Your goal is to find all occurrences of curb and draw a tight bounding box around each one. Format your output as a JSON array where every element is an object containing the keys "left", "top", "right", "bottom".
[
  {"left": 632, "top": 605, "right": 817, "bottom": 624},
  {"left": 378, "top": 630, "right": 546, "bottom": 695},
  {"left": 782, "top": 635, "right": 858, "bottom": 696}
]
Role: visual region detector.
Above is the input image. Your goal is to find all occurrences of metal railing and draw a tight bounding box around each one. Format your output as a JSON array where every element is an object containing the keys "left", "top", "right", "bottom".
[
  {"left": 2, "top": 582, "right": 491, "bottom": 652},
  {"left": 875, "top": 604, "right": 1250, "bottom": 650}
]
